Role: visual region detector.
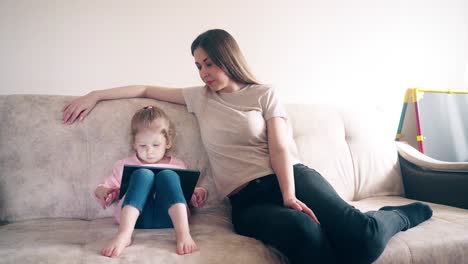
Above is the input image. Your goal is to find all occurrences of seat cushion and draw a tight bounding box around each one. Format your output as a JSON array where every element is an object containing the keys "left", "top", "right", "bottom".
[
  {"left": 2, "top": 197, "right": 466, "bottom": 264},
  {"left": 0, "top": 210, "right": 284, "bottom": 264},
  {"left": 350, "top": 196, "right": 468, "bottom": 264}
]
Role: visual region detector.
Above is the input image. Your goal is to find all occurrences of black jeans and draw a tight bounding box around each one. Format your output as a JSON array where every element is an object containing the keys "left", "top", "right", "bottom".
[{"left": 229, "top": 164, "right": 407, "bottom": 264}]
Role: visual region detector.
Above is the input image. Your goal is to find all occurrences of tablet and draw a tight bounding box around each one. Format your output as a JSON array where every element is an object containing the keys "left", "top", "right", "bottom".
[{"left": 119, "top": 165, "right": 200, "bottom": 202}]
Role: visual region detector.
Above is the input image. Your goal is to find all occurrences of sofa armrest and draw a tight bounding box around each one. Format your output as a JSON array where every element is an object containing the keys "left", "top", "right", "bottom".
[{"left": 396, "top": 142, "right": 468, "bottom": 209}]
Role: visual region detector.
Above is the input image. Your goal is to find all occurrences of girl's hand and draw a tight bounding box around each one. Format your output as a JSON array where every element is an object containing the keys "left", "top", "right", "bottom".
[
  {"left": 62, "top": 92, "right": 99, "bottom": 124},
  {"left": 95, "top": 186, "right": 119, "bottom": 209},
  {"left": 95, "top": 185, "right": 112, "bottom": 199},
  {"left": 190, "top": 187, "right": 208, "bottom": 208},
  {"left": 284, "top": 197, "right": 320, "bottom": 224}
]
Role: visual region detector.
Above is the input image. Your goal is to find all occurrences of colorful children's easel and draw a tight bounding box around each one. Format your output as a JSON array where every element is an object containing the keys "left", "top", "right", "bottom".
[{"left": 396, "top": 87, "right": 468, "bottom": 162}]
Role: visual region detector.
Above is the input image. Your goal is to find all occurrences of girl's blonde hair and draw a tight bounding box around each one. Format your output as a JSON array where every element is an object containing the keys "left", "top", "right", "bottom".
[
  {"left": 191, "top": 29, "right": 259, "bottom": 85},
  {"left": 131, "top": 105, "right": 175, "bottom": 149}
]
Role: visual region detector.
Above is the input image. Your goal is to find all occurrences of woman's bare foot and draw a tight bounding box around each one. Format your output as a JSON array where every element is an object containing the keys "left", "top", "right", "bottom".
[
  {"left": 175, "top": 230, "right": 198, "bottom": 255},
  {"left": 101, "top": 230, "right": 133, "bottom": 258}
]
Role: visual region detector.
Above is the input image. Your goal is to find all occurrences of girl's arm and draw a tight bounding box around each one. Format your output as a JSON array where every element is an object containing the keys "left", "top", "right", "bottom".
[
  {"left": 62, "top": 85, "right": 186, "bottom": 124},
  {"left": 267, "top": 117, "right": 320, "bottom": 224},
  {"left": 94, "top": 160, "right": 125, "bottom": 208}
]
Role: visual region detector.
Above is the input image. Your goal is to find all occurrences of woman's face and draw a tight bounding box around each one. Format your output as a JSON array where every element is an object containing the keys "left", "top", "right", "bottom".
[{"left": 193, "top": 47, "right": 239, "bottom": 93}]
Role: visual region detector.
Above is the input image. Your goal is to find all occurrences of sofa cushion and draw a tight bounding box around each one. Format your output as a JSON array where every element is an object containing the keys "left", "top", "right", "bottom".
[
  {"left": 0, "top": 210, "right": 284, "bottom": 264},
  {"left": 0, "top": 95, "right": 90, "bottom": 222},
  {"left": 1, "top": 197, "right": 466, "bottom": 264},
  {"left": 287, "top": 104, "right": 404, "bottom": 201},
  {"left": 340, "top": 108, "right": 404, "bottom": 200},
  {"left": 349, "top": 196, "right": 468, "bottom": 264},
  {"left": 286, "top": 104, "right": 355, "bottom": 200}
]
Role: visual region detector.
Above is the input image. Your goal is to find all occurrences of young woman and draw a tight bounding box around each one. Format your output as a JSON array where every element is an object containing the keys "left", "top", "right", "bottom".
[{"left": 63, "top": 29, "right": 432, "bottom": 264}]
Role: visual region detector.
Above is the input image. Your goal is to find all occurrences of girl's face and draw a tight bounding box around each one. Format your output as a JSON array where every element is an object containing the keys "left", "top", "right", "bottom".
[
  {"left": 133, "top": 124, "right": 171, "bottom": 164},
  {"left": 193, "top": 47, "right": 242, "bottom": 93}
]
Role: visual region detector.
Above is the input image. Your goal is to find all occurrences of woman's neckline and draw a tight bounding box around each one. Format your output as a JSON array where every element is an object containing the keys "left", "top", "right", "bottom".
[{"left": 216, "top": 84, "right": 252, "bottom": 95}]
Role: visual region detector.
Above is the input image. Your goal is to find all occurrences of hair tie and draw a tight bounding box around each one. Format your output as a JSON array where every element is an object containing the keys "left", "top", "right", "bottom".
[{"left": 143, "top": 105, "right": 154, "bottom": 110}]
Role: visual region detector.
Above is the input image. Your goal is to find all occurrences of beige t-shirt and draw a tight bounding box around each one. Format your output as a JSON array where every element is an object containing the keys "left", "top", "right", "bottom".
[{"left": 183, "top": 84, "right": 300, "bottom": 198}]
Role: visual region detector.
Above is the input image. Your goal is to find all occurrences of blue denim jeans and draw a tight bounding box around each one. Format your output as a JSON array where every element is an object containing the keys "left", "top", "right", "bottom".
[
  {"left": 230, "top": 164, "right": 408, "bottom": 264},
  {"left": 121, "top": 168, "right": 187, "bottom": 229}
]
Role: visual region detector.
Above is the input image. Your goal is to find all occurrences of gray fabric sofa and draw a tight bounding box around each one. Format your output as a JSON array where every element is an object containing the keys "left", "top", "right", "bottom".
[{"left": 1, "top": 94, "right": 467, "bottom": 264}]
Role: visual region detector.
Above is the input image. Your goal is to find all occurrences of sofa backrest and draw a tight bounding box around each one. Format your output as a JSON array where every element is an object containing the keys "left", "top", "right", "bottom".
[
  {"left": 0, "top": 95, "right": 403, "bottom": 223},
  {"left": 0, "top": 95, "right": 215, "bottom": 223}
]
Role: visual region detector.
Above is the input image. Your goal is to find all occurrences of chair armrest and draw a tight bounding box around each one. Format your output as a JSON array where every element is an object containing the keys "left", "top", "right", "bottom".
[{"left": 396, "top": 142, "right": 468, "bottom": 209}]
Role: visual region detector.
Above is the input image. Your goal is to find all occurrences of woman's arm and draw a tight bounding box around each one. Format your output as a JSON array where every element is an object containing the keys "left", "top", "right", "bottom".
[
  {"left": 267, "top": 117, "right": 320, "bottom": 224},
  {"left": 62, "top": 85, "right": 186, "bottom": 124}
]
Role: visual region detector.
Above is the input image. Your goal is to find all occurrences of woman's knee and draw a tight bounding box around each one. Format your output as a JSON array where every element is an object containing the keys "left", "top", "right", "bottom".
[
  {"left": 273, "top": 214, "right": 335, "bottom": 263},
  {"left": 256, "top": 211, "right": 325, "bottom": 247},
  {"left": 289, "top": 214, "right": 326, "bottom": 244},
  {"left": 360, "top": 229, "right": 387, "bottom": 263},
  {"left": 344, "top": 219, "right": 387, "bottom": 263}
]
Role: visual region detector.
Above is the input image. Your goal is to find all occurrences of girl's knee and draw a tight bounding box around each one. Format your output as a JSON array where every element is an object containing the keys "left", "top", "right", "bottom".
[
  {"left": 133, "top": 168, "right": 155, "bottom": 182},
  {"left": 155, "top": 169, "right": 179, "bottom": 184}
]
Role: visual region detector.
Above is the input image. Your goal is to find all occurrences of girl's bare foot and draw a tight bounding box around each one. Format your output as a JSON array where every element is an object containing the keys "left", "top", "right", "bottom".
[
  {"left": 101, "top": 230, "right": 133, "bottom": 258},
  {"left": 175, "top": 231, "right": 198, "bottom": 255}
]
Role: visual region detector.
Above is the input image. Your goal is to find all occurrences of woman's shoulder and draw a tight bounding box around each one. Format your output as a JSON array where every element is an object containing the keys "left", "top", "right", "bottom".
[
  {"left": 248, "top": 83, "right": 277, "bottom": 95},
  {"left": 182, "top": 86, "right": 209, "bottom": 110},
  {"left": 184, "top": 85, "right": 209, "bottom": 95},
  {"left": 246, "top": 83, "right": 282, "bottom": 102},
  {"left": 251, "top": 83, "right": 273, "bottom": 89}
]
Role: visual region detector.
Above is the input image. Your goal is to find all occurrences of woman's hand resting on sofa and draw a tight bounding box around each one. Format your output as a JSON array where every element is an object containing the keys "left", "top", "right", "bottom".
[
  {"left": 284, "top": 197, "right": 320, "bottom": 224},
  {"left": 62, "top": 92, "right": 99, "bottom": 124},
  {"left": 190, "top": 187, "right": 208, "bottom": 208}
]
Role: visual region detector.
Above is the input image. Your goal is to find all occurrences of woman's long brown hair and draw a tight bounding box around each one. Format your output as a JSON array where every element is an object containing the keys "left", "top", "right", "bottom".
[{"left": 191, "top": 29, "right": 259, "bottom": 85}]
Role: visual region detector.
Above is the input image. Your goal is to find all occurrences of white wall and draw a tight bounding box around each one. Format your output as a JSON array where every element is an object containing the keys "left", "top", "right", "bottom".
[{"left": 1, "top": 0, "right": 467, "bottom": 117}]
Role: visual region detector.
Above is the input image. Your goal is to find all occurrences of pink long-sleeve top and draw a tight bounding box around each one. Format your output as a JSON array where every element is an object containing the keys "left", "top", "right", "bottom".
[{"left": 95, "top": 154, "right": 186, "bottom": 223}]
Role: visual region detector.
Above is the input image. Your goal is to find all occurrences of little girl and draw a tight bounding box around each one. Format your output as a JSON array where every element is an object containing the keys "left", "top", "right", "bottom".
[{"left": 94, "top": 105, "right": 208, "bottom": 258}]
